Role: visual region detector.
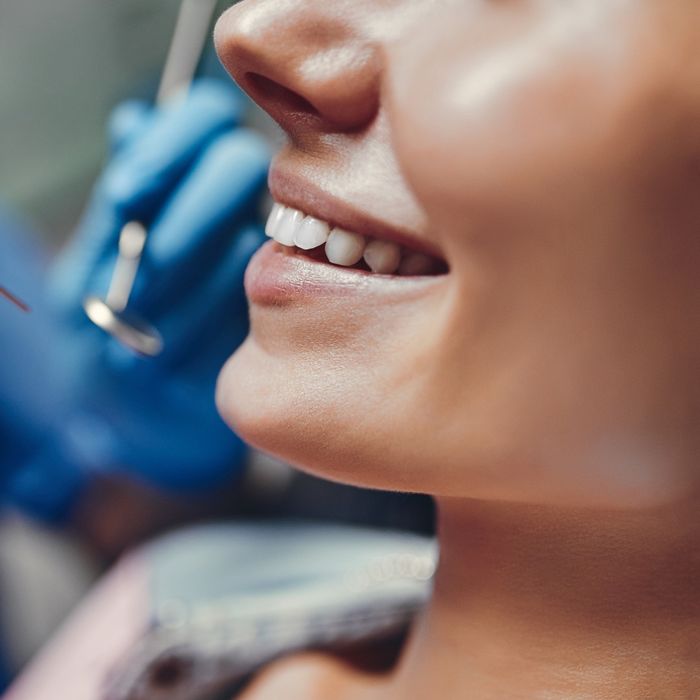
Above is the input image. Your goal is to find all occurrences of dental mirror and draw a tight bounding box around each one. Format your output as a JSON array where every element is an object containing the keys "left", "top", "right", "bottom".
[{"left": 83, "top": 0, "right": 218, "bottom": 356}]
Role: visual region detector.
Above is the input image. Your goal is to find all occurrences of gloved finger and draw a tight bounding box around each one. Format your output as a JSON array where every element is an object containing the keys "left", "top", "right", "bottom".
[
  {"left": 107, "top": 100, "right": 153, "bottom": 154},
  {"left": 51, "top": 80, "right": 246, "bottom": 310},
  {"left": 126, "top": 127, "right": 270, "bottom": 313},
  {"left": 4, "top": 452, "right": 86, "bottom": 524},
  {"left": 156, "top": 222, "right": 265, "bottom": 367},
  {"left": 103, "top": 79, "right": 246, "bottom": 220},
  {"left": 48, "top": 194, "right": 122, "bottom": 315}
]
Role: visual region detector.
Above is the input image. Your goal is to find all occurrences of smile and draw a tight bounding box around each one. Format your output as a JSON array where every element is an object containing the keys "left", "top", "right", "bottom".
[{"left": 264, "top": 201, "right": 446, "bottom": 277}]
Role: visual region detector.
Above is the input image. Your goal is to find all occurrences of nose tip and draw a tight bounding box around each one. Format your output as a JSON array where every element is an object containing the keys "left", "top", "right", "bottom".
[{"left": 214, "top": 1, "right": 381, "bottom": 134}]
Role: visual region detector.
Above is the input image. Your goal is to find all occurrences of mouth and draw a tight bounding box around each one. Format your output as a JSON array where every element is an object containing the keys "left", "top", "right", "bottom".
[
  {"left": 264, "top": 200, "right": 448, "bottom": 276},
  {"left": 244, "top": 171, "right": 449, "bottom": 307},
  {"left": 265, "top": 172, "right": 448, "bottom": 277}
]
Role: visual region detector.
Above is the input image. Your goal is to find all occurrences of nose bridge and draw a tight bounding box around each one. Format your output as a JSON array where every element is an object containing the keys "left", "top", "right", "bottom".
[{"left": 215, "top": 0, "right": 382, "bottom": 132}]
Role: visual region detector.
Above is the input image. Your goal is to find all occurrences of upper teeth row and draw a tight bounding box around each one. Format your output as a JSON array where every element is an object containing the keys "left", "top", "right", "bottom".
[{"left": 264, "top": 202, "right": 436, "bottom": 275}]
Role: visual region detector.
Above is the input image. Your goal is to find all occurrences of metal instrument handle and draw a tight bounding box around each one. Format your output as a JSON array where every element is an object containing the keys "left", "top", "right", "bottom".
[{"left": 103, "top": 0, "right": 218, "bottom": 314}]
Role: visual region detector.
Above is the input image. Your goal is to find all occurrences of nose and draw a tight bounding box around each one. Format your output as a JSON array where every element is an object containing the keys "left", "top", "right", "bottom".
[{"left": 214, "top": 0, "right": 381, "bottom": 134}]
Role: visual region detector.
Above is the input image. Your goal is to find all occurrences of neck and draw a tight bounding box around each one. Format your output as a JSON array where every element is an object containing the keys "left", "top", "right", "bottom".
[{"left": 389, "top": 497, "right": 700, "bottom": 699}]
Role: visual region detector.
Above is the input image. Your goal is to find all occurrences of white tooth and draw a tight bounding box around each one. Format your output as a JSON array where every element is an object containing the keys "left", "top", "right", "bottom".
[
  {"left": 363, "top": 239, "right": 401, "bottom": 274},
  {"left": 325, "top": 228, "right": 366, "bottom": 266},
  {"left": 274, "top": 207, "right": 304, "bottom": 247},
  {"left": 294, "top": 216, "right": 330, "bottom": 250},
  {"left": 265, "top": 203, "right": 286, "bottom": 238},
  {"left": 398, "top": 252, "right": 436, "bottom": 276}
]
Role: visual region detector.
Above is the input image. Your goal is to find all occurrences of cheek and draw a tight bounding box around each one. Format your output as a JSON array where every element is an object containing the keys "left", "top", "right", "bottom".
[
  {"left": 387, "top": 3, "right": 655, "bottom": 224},
  {"left": 377, "top": 5, "right": 700, "bottom": 506}
]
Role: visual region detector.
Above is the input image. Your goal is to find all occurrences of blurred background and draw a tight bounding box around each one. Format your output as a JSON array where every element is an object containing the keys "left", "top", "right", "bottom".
[{"left": 0, "top": 0, "right": 234, "bottom": 247}]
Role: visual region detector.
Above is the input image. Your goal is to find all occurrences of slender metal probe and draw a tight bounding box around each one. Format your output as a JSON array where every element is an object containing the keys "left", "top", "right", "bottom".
[
  {"left": 83, "top": 0, "right": 218, "bottom": 356},
  {"left": 0, "top": 286, "right": 30, "bottom": 313}
]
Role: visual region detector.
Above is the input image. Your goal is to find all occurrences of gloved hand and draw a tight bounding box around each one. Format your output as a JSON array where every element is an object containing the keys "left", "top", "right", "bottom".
[
  {"left": 6, "top": 79, "right": 270, "bottom": 520},
  {"left": 0, "top": 207, "right": 67, "bottom": 481}
]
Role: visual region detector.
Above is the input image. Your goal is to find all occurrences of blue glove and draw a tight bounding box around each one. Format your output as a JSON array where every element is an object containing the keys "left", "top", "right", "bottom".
[
  {"left": 0, "top": 205, "right": 87, "bottom": 518},
  {"left": 6, "top": 80, "right": 270, "bottom": 520}
]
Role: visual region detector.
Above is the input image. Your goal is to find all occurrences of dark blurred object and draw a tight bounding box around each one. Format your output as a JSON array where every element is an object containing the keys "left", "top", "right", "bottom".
[{"left": 7, "top": 522, "right": 436, "bottom": 700}]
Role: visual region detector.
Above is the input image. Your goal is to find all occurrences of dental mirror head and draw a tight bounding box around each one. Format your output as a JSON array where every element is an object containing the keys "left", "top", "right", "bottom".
[
  {"left": 83, "top": 221, "right": 163, "bottom": 356},
  {"left": 83, "top": 295, "right": 164, "bottom": 357}
]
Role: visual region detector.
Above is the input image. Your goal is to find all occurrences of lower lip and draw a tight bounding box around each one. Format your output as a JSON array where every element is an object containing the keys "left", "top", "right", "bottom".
[{"left": 245, "top": 241, "right": 441, "bottom": 306}]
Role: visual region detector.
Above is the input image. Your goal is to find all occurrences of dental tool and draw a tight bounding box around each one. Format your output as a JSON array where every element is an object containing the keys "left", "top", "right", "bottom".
[
  {"left": 83, "top": 0, "right": 218, "bottom": 356},
  {"left": 0, "top": 286, "right": 30, "bottom": 313}
]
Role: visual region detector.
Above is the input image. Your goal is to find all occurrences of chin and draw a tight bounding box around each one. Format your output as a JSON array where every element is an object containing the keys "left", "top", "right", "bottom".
[
  {"left": 217, "top": 337, "right": 352, "bottom": 485},
  {"left": 214, "top": 227, "right": 453, "bottom": 492},
  {"left": 216, "top": 333, "right": 432, "bottom": 494},
  {"left": 217, "top": 334, "right": 694, "bottom": 512},
  {"left": 216, "top": 337, "right": 288, "bottom": 459}
]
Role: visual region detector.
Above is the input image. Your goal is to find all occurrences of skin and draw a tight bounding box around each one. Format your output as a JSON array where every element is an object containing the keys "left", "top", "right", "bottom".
[{"left": 214, "top": 0, "right": 700, "bottom": 697}]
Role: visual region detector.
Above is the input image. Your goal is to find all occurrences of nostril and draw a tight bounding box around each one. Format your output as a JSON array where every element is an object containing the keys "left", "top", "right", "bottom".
[
  {"left": 246, "top": 73, "right": 320, "bottom": 120},
  {"left": 215, "top": 5, "right": 381, "bottom": 134}
]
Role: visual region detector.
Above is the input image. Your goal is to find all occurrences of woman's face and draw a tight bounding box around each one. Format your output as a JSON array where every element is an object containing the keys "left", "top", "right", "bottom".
[{"left": 215, "top": 0, "right": 700, "bottom": 508}]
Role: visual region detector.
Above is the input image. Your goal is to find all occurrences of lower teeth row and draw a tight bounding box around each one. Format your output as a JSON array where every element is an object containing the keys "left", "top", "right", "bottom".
[{"left": 265, "top": 202, "right": 436, "bottom": 275}]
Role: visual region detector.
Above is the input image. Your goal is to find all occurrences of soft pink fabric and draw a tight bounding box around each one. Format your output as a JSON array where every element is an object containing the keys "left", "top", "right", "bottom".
[{"left": 5, "top": 552, "right": 149, "bottom": 700}]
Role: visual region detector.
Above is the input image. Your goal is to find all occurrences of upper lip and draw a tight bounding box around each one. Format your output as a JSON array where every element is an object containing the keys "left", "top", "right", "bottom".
[{"left": 268, "top": 166, "right": 445, "bottom": 261}]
